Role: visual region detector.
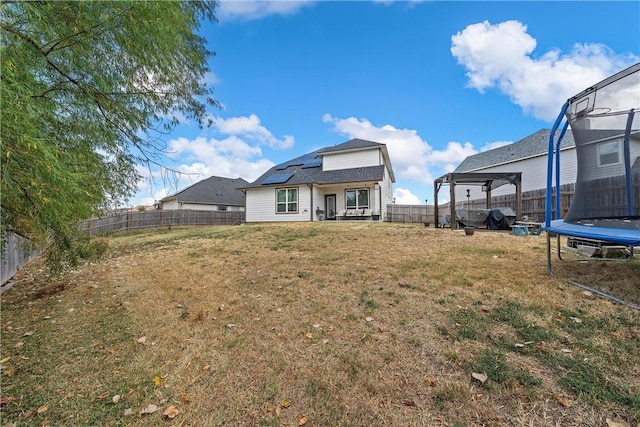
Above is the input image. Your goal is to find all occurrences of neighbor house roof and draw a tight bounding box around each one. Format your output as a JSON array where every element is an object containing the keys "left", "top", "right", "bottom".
[
  {"left": 455, "top": 129, "right": 576, "bottom": 173},
  {"left": 245, "top": 139, "right": 394, "bottom": 189},
  {"left": 160, "top": 176, "right": 248, "bottom": 206}
]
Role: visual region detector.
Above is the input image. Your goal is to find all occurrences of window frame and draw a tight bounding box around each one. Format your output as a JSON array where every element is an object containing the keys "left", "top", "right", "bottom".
[
  {"left": 597, "top": 139, "right": 622, "bottom": 167},
  {"left": 345, "top": 188, "right": 369, "bottom": 210},
  {"left": 275, "top": 187, "right": 298, "bottom": 214}
]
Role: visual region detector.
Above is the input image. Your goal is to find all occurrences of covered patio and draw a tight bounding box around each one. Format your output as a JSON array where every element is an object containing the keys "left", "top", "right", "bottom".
[{"left": 433, "top": 172, "right": 523, "bottom": 229}]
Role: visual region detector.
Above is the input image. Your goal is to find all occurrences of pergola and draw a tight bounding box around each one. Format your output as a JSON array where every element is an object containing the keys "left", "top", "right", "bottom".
[{"left": 433, "top": 172, "right": 523, "bottom": 229}]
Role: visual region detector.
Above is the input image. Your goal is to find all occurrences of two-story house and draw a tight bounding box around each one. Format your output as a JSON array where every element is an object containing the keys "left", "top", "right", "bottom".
[{"left": 244, "top": 139, "right": 395, "bottom": 222}]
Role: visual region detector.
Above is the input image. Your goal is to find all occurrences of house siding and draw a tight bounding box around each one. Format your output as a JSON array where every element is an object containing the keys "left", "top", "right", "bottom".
[
  {"left": 162, "top": 200, "right": 179, "bottom": 210},
  {"left": 454, "top": 148, "right": 578, "bottom": 202},
  {"left": 323, "top": 149, "right": 380, "bottom": 171},
  {"left": 577, "top": 137, "right": 640, "bottom": 181},
  {"left": 161, "top": 200, "right": 244, "bottom": 211},
  {"left": 382, "top": 167, "right": 393, "bottom": 217},
  {"left": 246, "top": 186, "right": 312, "bottom": 222}
]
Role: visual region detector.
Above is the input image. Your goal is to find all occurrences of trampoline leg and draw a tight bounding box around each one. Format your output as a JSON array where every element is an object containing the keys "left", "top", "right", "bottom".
[
  {"left": 556, "top": 234, "right": 564, "bottom": 260},
  {"left": 546, "top": 232, "right": 554, "bottom": 276}
]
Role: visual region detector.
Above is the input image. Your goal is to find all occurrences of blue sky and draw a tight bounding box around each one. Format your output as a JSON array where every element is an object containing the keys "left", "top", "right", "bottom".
[{"left": 133, "top": 0, "right": 640, "bottom": 206}]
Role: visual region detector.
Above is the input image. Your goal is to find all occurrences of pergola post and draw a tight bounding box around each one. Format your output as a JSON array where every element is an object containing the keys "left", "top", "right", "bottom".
[
  {"left": 515, "top": 180, "right": 523, "bottom": 221},
  {"left": 434, "top": 181, "right": 439, "bottom": 228},
  {"left": 449, "top": 175, "right": 457, "bottom": 230},
  {"left": 433, "top": 172, "right": 522, "bottom": 231}
]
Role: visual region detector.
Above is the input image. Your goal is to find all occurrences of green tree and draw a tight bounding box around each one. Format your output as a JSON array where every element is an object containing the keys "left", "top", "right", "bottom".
[{"left": 1, "top": 1, "right": 218, "bottom": 268}]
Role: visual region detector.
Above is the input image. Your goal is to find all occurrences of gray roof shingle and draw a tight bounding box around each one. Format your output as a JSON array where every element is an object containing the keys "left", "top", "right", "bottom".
[
  {"left": 245, "top": 164, "right": 385, "bottom": 188},
  {"left": 455, "top": 129, "right": 575, "bottom": 172},
  {"left": 245, "top": 138, "right": 391, "bottom": 189},
  {"left": 161, "top": 176, "right": 248, "bottom": 206},
  {"left": 317, "top": 138, "right": 385, "bottom": 153}
]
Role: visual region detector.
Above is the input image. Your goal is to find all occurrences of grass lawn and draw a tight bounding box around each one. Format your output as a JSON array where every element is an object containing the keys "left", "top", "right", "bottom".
[{"left": 1, "top": 222, "right": 639, "bottom": 426}]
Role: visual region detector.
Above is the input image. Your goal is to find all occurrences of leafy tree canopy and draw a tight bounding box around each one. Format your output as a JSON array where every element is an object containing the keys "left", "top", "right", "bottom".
[{"left": 1, "top": 1, "right": 218, "bottom": 268}]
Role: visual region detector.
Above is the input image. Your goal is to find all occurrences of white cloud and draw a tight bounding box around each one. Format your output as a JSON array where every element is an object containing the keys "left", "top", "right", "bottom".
[
  {"left": 165, "top": 135, "right": 274, "bottom": 180},
  {"left": 393, "top": 188, "right": 422, "bottom": 205},
  {"left": 213, "top": 114, "right": 294, "bottom": 149},
  {"left": 168, "top": 135, "right": 263, "bottom": 160},
  {"left": 131, "top": 112, "right": 294, "bottom": 206},
  {"left": 323, "top": 114, "right": 477, "bottom": 184},
  {"left": 451, "top": 20, "right": 639, "bottom": 121},
  {"left": 217, "top": 1, "right": 315, "bottom": 21},
  {"left": 129, "top": 131, "right": 276, "bottom": 207}
]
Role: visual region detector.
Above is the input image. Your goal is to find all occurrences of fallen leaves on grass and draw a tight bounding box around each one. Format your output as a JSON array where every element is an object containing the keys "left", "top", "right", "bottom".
[
  {"left": 154, "top": 376, "right": 162, "bottom": 387},
  {"left": 0, "top": 396, "right": 17, "bottom": 406},
  {"left": 96, "top": 392, "right": 109, "bottom": 400},
  {"left": 112, "top": 395, "right": 121, "bottom": 404},
  {"left": 472, "top": 372, "right": 488, "bottom": 384},
  {"left": 163, "top": 405, "right": 179, "bottom": 419},
  {"left": 298, "top": 416, "right": 308, "bottom": 425},
  {"left": 425, "top": 376, "right": 437, "bottom": 387},
  {"left": 554, "top": 395, "right": 570, "bottom": 408},
  {"left": 137, "top": 336, "right": 147, "bottom": 345},
  {"left": 141, "top": 403, "right": 158, "bottom": 414},
  {"left": 605, "top": 419, "right": 630, "bottom": 427}
]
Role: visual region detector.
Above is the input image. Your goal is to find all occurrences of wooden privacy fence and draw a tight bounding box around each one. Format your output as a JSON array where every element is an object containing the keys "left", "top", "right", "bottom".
[
  {"left": 79, "top": 209, "right": 245, "bottom": 236},
  {"left": 385, "top": 204, "right": 434, "bottom": 224},
  {"left": 1, "top": 232, "right": 43, "bottom": 285},
  {"left": 386, "top": 185, "right": 577, "bottom": 225},
  {"left": 490, "top": 184, "right": 575, "bottom": 222}
]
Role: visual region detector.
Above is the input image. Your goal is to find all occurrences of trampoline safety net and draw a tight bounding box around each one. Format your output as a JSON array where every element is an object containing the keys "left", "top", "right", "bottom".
[{"left": 563, "top": 63, "right": 640, "bottom": 230}]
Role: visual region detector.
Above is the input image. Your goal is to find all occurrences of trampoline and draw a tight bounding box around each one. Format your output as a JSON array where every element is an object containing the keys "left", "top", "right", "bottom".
[{"left": 543, "top": 63, "right": 640, "bottom": 308}]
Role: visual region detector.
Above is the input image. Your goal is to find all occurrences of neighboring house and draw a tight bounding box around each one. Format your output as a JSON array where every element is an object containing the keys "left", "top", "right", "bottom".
[
  {"left": 244, "top": 138, "right": 395, "bottom": 222},
  {"left": 160, "top": 176, "right": 248, "bottom": 211},
  {"left": 453, "top": 127, "right": 640, "bottom": 206},
  {"left": 453, "top": 129, "right": 577, "bottom": 202}
]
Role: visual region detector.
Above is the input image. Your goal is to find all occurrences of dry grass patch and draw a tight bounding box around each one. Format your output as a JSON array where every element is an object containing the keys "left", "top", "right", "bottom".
[{"left": 1, "top": 223, "right": 638, "bottom": 426}]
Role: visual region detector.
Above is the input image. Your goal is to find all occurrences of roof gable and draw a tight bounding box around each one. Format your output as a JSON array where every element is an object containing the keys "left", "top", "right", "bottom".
[
  {"left": 317, "top": 138, "right": 385, "bottom": 154},
  {"left": 161, "top": 176, "right": 248, "bottom": 206},
  {"left": 455, "top": 129, "right": 576, "bottom": 173},
  {"left": 246, "top": 138, "right": 394, "bottom": 188}
]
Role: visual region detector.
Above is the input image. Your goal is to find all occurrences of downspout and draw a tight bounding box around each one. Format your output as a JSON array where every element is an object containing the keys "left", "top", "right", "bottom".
[
  {"left": 308, "top": 184, "right": 314, "bottom": 221},
  {"left": 378, "top": 184, "right": 382, "bottom": 221}
]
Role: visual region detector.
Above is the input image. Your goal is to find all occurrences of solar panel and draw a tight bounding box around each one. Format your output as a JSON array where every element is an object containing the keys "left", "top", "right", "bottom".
[
  {"left": 302, "top": 157, "right": 322, "bottom": 168},
  {"left": 262, "top": 173, "right": 293, "bottom": 185},
  {"left": 275, "top": 151, "right": 323, "bottom": 170}
]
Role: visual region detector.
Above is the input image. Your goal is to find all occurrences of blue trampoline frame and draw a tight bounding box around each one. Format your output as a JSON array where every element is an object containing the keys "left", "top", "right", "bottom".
[{"left": 542, "top": 64, "right": 640, "bottom": 309}]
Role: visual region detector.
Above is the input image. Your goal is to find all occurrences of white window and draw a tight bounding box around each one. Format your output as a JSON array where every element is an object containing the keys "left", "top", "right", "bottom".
[
  {"left": 276, "top": 188, "right": 298, "bottom": 213},
  {"left": 597, "top": 140, "right": 621, "bottom": 167},
  {"left": 346, "top": 188, "right": 369, "bottom": 209}
]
